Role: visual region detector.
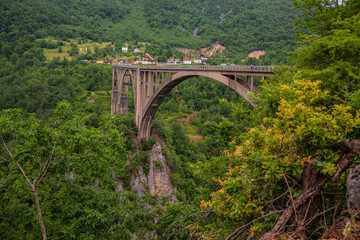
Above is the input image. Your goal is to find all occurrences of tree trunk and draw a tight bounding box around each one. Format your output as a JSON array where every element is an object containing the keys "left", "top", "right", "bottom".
[
  {"left": 261, "top": 176, "right": 328, "bottom": 240},
  {"left": 298, "top": 162, "right": 321, "bottom": 227},
  {"left": 261, "top": 140, "right": 360, "bottom": 240},
  {"left": 32, "top": 186, "right": 47, "bottom": 240}
]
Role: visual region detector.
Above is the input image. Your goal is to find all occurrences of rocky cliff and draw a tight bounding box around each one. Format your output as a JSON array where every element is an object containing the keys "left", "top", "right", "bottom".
[{"left": 130, "top": 138, "right": 177, "bottom": 202}]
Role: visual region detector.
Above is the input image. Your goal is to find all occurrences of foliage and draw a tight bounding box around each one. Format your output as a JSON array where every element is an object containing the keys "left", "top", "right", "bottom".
[
  {"left": 183, "top": 1, "right": 360, "bottom": 238},
  {"left": 153, "top": 160, "right": 164, "bottom": 171},
  {"left": 0, "top": 101, "right": 161, "bottom": 239},
  {"left": 191, "top": 79, "right": 360, "bottom": 238},
  {"left": 0, "top": 0, "right": 300, "bottom": 63},
  {"left": 2, "top": 0, "right": 359, "bottom": 239}
]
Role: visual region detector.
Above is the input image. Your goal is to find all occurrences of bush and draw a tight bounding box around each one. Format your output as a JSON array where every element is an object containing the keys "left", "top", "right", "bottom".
[{"left": 153, "top": 160, "right": 164, "bottom": 171}]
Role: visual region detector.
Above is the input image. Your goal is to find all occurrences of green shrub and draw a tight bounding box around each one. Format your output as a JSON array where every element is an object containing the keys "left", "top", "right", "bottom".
[{"left": 153, "top": 160, "right": 164, "bottom": 171}]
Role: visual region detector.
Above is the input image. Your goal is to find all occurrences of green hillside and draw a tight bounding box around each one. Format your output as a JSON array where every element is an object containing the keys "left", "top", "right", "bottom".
[
  {"left": 0, "top": 0, "right": 299, "bottom": 63},
  {"left": 1, "top": 0, "right": 360, "bottom": 239}
]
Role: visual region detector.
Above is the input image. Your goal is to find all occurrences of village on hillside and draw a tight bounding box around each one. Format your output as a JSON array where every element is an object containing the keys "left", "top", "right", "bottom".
[{"left": 80, "top": 52, "right": 211, "bottom": 65}]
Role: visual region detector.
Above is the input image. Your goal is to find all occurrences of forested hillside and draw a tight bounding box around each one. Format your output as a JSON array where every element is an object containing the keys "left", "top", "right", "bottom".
[
  {"left": 0, "top": 0, "right": 298, "bottom": 63},
  {"left": 1, "top": 0, "right": 360, "bottom": 239}
]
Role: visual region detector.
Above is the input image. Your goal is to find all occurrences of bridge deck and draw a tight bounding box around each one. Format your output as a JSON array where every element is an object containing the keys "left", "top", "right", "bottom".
[{"left": 113, "top": 64, "right": 276, "bottom": 75}]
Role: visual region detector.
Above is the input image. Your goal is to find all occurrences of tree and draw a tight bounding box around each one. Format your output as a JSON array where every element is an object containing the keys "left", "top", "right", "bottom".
[
  {"left": 189, "top": 79, "right": 360, "bottom": 239},
  {"left": 0, "top": 101, "right": 130, "bottom": 239},
  {"left": 69, "top": 43, "right": 78, "bottom": 56},
  {"left": 185, "top": 1, "right": 360, "bottom": 239}
]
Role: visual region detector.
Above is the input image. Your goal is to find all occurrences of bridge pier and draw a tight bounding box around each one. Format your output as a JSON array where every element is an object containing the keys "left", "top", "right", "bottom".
[{"left": 111, "top": 64, "right": 275, "bottom": 140}]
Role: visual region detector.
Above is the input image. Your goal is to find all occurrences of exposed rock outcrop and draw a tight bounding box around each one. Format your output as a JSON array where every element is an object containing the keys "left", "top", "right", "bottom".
[
  {"left": 347, "top": 164, "right": 360, "bottom": 219},
  {"left": 193, "top": 26, "right": 199, "bottom": 37},
  {"left": 247, "top": 50, "right": 266, "bottom": 59},
  {"left": 148, "top": 140, "right": 177, "bottom": 203},
  {"left": 175, "top": 42, "right": 226, "bottom": 57},
  {"left": 111, "top": 170, "right": 124, "bottom": 193},
  {"left": 130, "top": 138, "right": 177, "bottom": 202},
  {"left": 220, "top": 9, "right": 233, "bottom": 22},
  {"left": 130, "top": 165, "right": 148, "bottom": 197}
]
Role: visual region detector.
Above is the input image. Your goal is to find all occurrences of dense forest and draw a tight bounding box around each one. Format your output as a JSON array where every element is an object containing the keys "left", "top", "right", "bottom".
[
  {"left": 1, "top": 0, "right": 360, "bottom": 239},
  {"left": 0, "top": 0, "right": 299, "bottom": 63}
]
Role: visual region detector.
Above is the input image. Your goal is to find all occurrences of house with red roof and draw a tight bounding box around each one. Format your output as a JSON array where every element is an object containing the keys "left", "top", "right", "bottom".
[
  {"left": 134, "top": 53, "right": 155, "bottom": 64},
  {"left": 167, "top": 57, "right": 178, "bottom": 64},
  {"left": 183, "top": 56, "right": 192, "bottom": 64},
  {"left": 141, "top": 53, "right": 155, "bottom": 62}
]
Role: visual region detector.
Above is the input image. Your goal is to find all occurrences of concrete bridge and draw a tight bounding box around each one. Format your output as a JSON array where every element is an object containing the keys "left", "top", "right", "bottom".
[{"left": 111, "top": 64, "right": 275, "bottom": 139}]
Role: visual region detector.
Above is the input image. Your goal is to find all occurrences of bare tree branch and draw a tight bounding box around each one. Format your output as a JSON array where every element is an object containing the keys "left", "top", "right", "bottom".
[
  {"left": 261, "top": 140, "right": 360, "bottom": 240},
  {"left": 200, "top": 230, "right": 223, "bottom": 239},
  {"left": 185, "top": 211, "right": 212, "bottom": 230},
  {"left": 0, "top": 155, "right": 12, "bottom": 163},
  {"left": 15, "top": 162, "right": 33, "bottom": 188},
  {"left": 36, "top": 132, "right": 61, "bottom": 187},
  {"left": 166, "top": 210, "right": 213, "bottom": 240},
  {"left": 1, "top": 136, "right": 13, "bottom": 157},
  {"left": 283, "top": 173, "right": 300, "bottom": 226},
  {"left": 225, "top": 210, "right": 284, "bottom": 240}
]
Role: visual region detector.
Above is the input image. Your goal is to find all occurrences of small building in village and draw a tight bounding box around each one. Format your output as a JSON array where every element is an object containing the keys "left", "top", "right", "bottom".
[
  {"left": 122, "top": 47, "right": 128, "bottom": 52},
  {"left": 183, "top": 56, "right": 192, "bottom": 64},
  {"left": 167, "top": 57, "right": 179, "bottom": 64},
  {"left": 141, "top": 53, "right": 155, "bottom": 62},
  {"left": 200, "top": 54, "right": 209, "bottom": 64},
  {"left": 193, "top": 56, "right": 202, "bottom": 64},
  {"left": 133, "top": 48, "right": 140, "bottom": 53},
  {"left": 134, "top": 53, "right": 155, "bottom": 64}
]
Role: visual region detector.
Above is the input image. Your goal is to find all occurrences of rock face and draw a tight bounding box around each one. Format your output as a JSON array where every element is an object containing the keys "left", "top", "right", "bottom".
[
  {"left": 130, "top": 139, "right": 177, "bottom": 202},
  {"left": 130, "top": 165, "right": 148, "bottom": 197},
  {"left": 347, "top": 164, "right": 360, "bottom": 219},
  {"left": 175, "top": 42, "right": 227, "bottom": 57},
  {"left": 148, "top": 140, "right": 177, "bottom": 202},
  {"left": 111, "top": 171, "right": 124, "bottom": 193},
  {"left": 193, "top": 26, "right": 199, "bottom": 37},
  {"left": 247, "top": 50, "right": 266, "bottom": 59}
]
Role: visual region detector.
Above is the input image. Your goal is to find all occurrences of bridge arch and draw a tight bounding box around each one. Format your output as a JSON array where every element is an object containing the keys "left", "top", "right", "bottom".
[
  {"left": 113, "top": 68, "right": 136, "bottom": 115},
  {"left": 138, "top": 71, "right": 258, "bottom": 139}
]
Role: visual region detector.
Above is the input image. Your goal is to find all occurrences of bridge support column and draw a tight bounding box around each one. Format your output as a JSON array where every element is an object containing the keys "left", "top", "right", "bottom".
[
  {"left": 147, "top": 71, "right": 154, "bottom": 99},
  {"left": 111, "top": 68, "right": 119, "bottom": 115},
  {"left": 118, "top": 70, "right": 131, "bottom": 115},
  {"left": 251, "top": 75, "right": 254, "bottom": 92},
  {"left": 135, "top": 69, "right": 142, "bottom": 126}
]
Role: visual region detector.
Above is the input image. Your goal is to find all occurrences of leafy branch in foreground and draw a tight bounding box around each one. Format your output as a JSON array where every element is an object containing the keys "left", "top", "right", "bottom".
[
  {"left": 0, "top": 101, "right": 134, "bottom": 239},
  {"left": 189, "top": 79, "right": 360, "bottom": 239}
]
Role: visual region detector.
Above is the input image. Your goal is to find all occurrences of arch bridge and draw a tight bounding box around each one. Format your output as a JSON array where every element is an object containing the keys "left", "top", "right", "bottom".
[{"left": 111, "top": 64, "right": 275, "bottom": 140}]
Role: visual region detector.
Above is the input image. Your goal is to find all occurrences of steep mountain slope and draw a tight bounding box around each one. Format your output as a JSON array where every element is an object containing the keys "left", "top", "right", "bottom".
[{"left": 0, "top": 0, "right": 299, "bottom": 62}]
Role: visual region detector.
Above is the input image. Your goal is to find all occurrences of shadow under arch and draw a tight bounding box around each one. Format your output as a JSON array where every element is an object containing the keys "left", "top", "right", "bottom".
[
  {"left": 138, "top": 71, "right": 259, "bottom": 139},
  {"left": 117, "top": 68, "right": 136, "bottom": 115}
]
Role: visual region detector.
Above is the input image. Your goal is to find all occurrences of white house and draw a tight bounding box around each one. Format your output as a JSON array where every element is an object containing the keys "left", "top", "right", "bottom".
[
  {"left": 133, "top": 48, "right": 140, "bottom": 53},
  {"left": 122, "top": 47, "right": 128, "bottom": 52},
  {"left": 183, "top": 56, "right": 192, "bottom": 64},
  {"left": 193, "top": 56, "right": 202, "bottom": 64}
]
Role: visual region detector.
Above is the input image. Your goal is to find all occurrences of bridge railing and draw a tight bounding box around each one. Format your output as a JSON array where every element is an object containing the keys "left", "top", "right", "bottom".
[{"left": 113, "top": 63, "right": 277, "bottom": 72}]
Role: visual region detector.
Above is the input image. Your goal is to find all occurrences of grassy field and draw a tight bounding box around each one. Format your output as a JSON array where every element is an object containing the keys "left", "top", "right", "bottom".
[
  {"left": 43, "top": 45, "right": 73, "bottom": 60},
  {"left": 41, "top": 38, "right": 116, "bottom": 60},
  {"left": 41, "top": 38, "right": 147, "bottom": 61},
  {"left": 178, "top": 112, "right": 204, "bottom": 143}
]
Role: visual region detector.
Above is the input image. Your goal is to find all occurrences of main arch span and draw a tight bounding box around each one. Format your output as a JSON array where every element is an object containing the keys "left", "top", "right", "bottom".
[{"left": 111, "top": 64, "right": 275, "bottom": 140}]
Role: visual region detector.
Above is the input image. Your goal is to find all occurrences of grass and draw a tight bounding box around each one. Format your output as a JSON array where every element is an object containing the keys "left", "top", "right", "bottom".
[
  {"left": 42, "top": 39, "right": 146, "bottom": 61},
  {"left": 41, "top": 37, "right": 117, "bottom": 60},
  {"left": 43, "top": 45, "right": 72, "bottom": 60},
  {"left": 178, "top": 112, "right": 204, "bottom": 142},
  {"left": 187, "top": 134, "right": 204, "bottom": 142}
]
